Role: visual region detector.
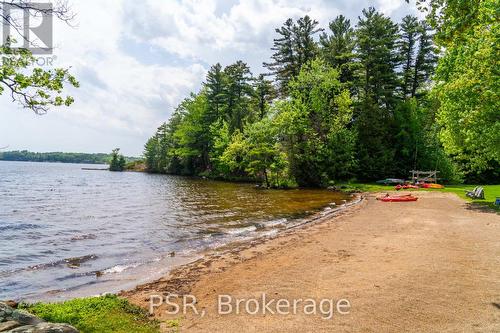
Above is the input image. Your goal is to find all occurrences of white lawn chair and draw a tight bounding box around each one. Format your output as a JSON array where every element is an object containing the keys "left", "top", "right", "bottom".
[{"left": 466, "top": 186, "right": 484, "bottom": 199}]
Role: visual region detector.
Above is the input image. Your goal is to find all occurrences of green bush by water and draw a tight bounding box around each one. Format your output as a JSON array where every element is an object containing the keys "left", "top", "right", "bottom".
[{"left": 19, "top": 294, "right": 159, "bottom": 333}]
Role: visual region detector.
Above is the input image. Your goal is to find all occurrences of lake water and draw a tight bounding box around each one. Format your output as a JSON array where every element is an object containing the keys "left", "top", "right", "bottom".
[{"left": 0, "top": 161, "right": 349, "bottom": 301}]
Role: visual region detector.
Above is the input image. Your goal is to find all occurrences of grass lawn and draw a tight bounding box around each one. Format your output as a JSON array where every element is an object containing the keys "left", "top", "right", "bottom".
[
  {"left": 19, "top": 295, "right": 160, "bottom": 333},
  {"left": 344, "top": 183, "right": 500, "bottom": 211}
]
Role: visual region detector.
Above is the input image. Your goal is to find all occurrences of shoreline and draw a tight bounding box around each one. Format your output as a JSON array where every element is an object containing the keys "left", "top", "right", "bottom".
[
  {"left": 122, "top": 191, "right": 500, "bottom": 332},
  {"left": 119, "top": 192, "right": 364, "bottom": 298}
]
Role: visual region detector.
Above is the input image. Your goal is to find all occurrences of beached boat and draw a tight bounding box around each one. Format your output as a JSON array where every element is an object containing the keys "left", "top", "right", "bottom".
[
  {"left": 377, "top": 194, "right": 418, "bottom": 202},
  {"left": 395, "top": 184, "right": 420, "bottom": 190},
  {"left": 420, "top": 183, "right": 444, "bottom": 189}
]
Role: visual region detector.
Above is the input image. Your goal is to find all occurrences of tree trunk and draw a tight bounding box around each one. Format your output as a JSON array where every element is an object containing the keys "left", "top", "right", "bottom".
[{"left": 264, "top": 169, "right": 270, "bottom": 188}]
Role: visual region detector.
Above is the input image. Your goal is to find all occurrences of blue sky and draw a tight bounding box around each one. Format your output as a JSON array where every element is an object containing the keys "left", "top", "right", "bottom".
[{"left": 0, "top": 0, "right": 423, "bottom": 156}]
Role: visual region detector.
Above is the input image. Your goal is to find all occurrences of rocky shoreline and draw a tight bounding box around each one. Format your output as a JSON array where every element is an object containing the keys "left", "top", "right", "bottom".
[{"left": 0, "top": 302, "right": 77, "bottom": 333}]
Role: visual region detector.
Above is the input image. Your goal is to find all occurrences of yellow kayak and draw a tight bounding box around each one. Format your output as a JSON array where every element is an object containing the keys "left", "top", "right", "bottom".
[{"left": 421, "top": 183, "right": 444, "bottom": 189}]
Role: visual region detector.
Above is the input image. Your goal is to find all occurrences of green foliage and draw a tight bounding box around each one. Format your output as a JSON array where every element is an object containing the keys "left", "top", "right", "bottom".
[
  {"left": 109, "top": 148, "right": 126, "bottom": 171},
  {"left": 219, "top": 119, "right": 290, "bottom": 187},
  {"left": 355, "top": 96, "right": 396, "bottom": 180},
  {"left": 209, "top": 120, "right": 232, "bottom": 176},
  {"left": 277, "top": 59, "right": 357, "bottom": 186},
  {"left": 392, "top": 98, "right": 458, "bottom": 181},
  {"left": 19, "top": 295, "right": 159, "bottom": 333},
  {"left": 218, "top": 130, "right": 248, "bottom": 176},
  {"left": 254, "top": 74, "right": 276, "bottom": 119},
  {"left": 430, "top": 0, "right": 500, "bottom": 181},
  {"left": 244, "top": 119, "right": 289, "bottom": 188},
  {"left": 144, "top": 3, "right": 498, "bottom": 185},
  {"left": 0, "top": 38, "right": 79, "bottom": 114}
]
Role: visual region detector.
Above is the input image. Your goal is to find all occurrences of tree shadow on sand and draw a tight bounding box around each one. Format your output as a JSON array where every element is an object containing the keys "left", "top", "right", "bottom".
[{"left": 464, "top": 202, "right": 499, "bottom": 215}]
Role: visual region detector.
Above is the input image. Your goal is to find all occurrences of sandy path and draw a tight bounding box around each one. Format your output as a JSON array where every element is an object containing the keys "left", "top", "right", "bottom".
[{"left": 124, "top": 192, "right": 500, "bottom": 332}]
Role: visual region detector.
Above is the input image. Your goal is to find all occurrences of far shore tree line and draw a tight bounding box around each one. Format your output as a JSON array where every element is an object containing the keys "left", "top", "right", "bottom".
[
  {"left": 0, "top": 150, "right": 138, "bottom": 166},
  {"left": 144, "top": 2, "right": 498, "bottom": 187}
]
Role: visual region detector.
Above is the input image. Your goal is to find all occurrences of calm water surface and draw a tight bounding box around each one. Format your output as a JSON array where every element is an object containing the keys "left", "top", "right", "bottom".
[{"left": 0, "top": 161, "right": 349, "bottom": 301}]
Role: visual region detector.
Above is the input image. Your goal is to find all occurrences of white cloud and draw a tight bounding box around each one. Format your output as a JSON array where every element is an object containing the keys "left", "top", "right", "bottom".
[{"left": 376, "top": 0, "right": 403, "bottom": 15}]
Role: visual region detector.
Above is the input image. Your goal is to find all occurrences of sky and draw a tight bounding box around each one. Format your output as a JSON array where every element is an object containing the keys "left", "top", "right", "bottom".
[{"left": 0, "top": 0, "right": 423, "bottom": 156}]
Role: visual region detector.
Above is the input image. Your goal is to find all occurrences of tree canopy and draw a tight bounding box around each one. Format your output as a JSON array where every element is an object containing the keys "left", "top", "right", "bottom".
[
  {"left": 426, "top": 0, "right": 499, "bottom": 181},
  {"left": 144, "top": 4, "right": 498, "bottom": 185},
  {"left": 109, "top": 148, "right": 126, "bottom": 171}
]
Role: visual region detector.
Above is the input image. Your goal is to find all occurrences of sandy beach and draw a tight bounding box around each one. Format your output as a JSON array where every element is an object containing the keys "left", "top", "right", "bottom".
[{"left": 123, "top": 191, "right": 500, "bottom": 332}]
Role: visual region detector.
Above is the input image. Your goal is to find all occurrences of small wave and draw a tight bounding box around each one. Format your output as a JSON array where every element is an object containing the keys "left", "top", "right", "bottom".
[
  {"left": 28, "top": 254, "right": 98, "bottom": 271},
  {"left": 101, "top": 263, "right": 140, "bottom": 274},
  {"left": 198, "top": 229, "right": 225, "bottom": 237},
  {"left": 224, "top": 225, "right": 257, "bottom": 235},
  {"left": 70, "top": 234, "right": 97, "bottom": 241},
  {"left": 1, "top": 223, "right": 42, "bottom": 231},
  {"left": 54, "top": 270, "right": 101, "bottom": 281},
  {"left": 261, "top": 229, "right": 279, "bottom": 237},
  {"left": 254, "top": 218, "right": 287, "bottom": 230}
]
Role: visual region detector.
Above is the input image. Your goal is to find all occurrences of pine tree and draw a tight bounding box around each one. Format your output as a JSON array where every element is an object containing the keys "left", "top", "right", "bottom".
[
  {"left": 264, "top": 18, "right": 295, "bottom": 96},
  {"left": 293, "top": 16, "right": 322, "bottom": 69},
  {"left": 399, "top": 15, "right": 420, "bottom": 98},
  {"left": 319, "top": 15, "right": 357, "bottom": 87},
  {"left": 109, "top": 148, "right": 126, "bottom": 171},
  {"left": 254, "top": 74, "right": 276, "bottom": 119},
  {"left": 411, "top": 21, "right": 437, "bottom": 97},
  {"left": 356, "top": 7, "right": 401, "bottom": 109},
  {"left": 204, "top": 63, "right": 225, "bottom": 120},
  {"left": 222, "top": 61, "right": 254, "bottom": 133},
  {"left": 264, "top": 16, "right": 321, "bottom": 95},
  {"left": 354, "top": 8, "right": 401, "bottom": 180}
]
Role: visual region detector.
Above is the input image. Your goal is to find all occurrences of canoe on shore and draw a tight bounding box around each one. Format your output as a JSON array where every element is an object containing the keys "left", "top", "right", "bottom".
[
  {"left": 377, "top": 194, "right": 418, "bottom": 202},
  {"left": 395, "top": 184, "right": 420, "bottom": 190},
  {"left": 420, "top": 183, "right": 444, "bottom": 189}
]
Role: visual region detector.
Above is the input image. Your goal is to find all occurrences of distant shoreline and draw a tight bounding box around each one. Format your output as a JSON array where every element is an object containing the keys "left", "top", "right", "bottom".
[
  {"left": 0, "top": 150, "right": 139, "bottom": 165},
  {"left": 0, "top": 159, "right": 108, "bottom": 165}
]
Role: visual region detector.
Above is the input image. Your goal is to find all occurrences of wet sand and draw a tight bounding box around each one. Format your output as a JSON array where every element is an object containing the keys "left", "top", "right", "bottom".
[{"left": 123, "top": 191, "right": 500, "bottom": 332}]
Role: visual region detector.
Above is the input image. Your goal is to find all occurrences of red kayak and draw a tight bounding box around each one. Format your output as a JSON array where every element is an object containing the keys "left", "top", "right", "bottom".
[
  {"left": 395, "top": 184, "right": 420, "bottom": 190},
  {"left": 377, "top": 194, "right": 418, "bottom": 202}
]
